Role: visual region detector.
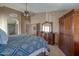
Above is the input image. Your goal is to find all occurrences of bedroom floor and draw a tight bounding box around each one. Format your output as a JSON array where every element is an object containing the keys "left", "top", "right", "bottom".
[{"left": 49, "top": 45, "right": 65, "bottom": 56}]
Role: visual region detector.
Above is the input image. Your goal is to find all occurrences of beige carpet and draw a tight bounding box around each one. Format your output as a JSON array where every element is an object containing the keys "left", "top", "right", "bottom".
[{"left": 49, "top": 45, "right": 65, "bottom": 56}]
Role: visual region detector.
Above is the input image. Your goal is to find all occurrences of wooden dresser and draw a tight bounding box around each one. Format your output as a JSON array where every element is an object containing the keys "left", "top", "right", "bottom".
[
  {"left": 36, "top": 22, "right": 55, "bottom": 45},
  {"left": 37, "top": 32, "right": 55, "bottom": 45},
  {"left": 59, "top": 9, "right": 79, "bottom": 56}
]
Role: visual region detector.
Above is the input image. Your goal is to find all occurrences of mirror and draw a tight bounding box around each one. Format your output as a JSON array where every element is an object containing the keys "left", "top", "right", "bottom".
[
  {"left": 7, "top": 13, "right": 19, "bottom": 35},
  {"left": 42, "top": 21, "right": 53, "bottom": 33}
]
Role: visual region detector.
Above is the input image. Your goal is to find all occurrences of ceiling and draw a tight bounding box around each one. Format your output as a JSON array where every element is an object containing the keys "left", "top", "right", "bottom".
[{"left": 0, "top": 3, "right": 79, "bottom": 13}]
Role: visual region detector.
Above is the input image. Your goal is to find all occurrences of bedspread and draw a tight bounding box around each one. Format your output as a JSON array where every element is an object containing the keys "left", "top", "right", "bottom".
[{"left": 0, "top": 34, "right": 49, "bottom": 56}]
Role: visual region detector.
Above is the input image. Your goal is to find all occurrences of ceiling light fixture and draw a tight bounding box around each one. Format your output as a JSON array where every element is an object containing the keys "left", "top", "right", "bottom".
[{"left": 24, "top": 3, "right": 30, "bottom": 16}]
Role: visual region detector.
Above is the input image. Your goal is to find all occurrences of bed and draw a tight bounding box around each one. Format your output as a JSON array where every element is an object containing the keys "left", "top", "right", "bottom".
[{"left": 0, "top": 29, "right": 49, "bottom": 56}]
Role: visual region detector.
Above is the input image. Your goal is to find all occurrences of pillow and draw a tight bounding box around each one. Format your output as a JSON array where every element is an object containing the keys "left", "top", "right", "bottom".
[{"left": 0, "top": 29, "right": 8, "bottom": 44}]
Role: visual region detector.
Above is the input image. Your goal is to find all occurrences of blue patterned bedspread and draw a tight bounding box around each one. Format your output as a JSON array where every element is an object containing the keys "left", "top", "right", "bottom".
[{"left": 0, "top": 34, "right": 49, "bottom": 56}]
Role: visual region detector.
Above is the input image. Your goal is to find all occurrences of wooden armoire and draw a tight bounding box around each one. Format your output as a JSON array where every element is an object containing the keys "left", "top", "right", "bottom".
[{"left": 59, "top": 9, "right": 79, "bottom": 56}]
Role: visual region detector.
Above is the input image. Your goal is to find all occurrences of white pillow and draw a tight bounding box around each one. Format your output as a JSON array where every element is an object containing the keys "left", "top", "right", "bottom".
[{"left": 0, "top": 29, "right": 8, "bottom": 44}]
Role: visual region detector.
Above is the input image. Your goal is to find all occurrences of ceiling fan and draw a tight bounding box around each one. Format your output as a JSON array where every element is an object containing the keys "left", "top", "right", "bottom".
[{"left": 24, "top": 3, "right": 30, "bottom": 16}]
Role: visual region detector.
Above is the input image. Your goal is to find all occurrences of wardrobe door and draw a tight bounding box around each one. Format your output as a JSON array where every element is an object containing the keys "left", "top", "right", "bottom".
[
  {"left": 74, "top": 11, "right": 79, "bottom": 55},
  {"left": 64, "top": 13, "right": 74, "bottom": 55}
]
